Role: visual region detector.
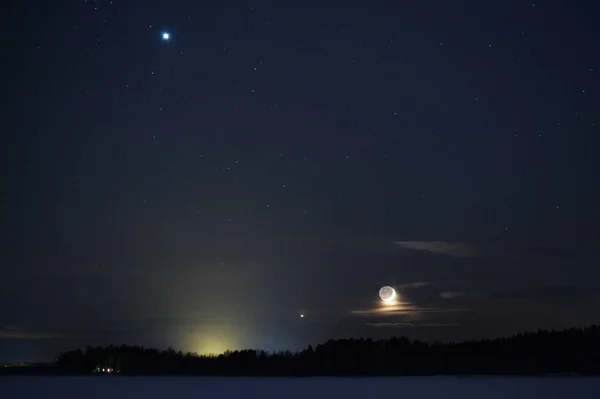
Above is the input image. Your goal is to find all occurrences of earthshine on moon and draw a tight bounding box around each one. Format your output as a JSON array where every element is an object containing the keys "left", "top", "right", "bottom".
[{"left": 379, "top": 286, "right": 396, "bottom": 303}]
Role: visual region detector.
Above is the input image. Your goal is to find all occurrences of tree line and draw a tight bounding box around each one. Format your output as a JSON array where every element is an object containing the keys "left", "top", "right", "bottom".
[{"left": 51, "top": 325, "right": 600, "bottom": 376}]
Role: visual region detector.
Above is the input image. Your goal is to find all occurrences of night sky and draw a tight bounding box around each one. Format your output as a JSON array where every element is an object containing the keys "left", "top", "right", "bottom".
[{"left": 1, "top": 0, "right": 599, "bottom": 362}]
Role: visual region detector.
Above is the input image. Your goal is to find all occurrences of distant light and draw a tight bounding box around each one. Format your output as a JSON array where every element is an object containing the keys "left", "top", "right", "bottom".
[
  {"left": 162, "top": 32, "right": 170, "bottom": 40},
  {"left": 300, "top": 314, "right": 304, "bottom": 318},
  {"left": 102, "top": 368, "right": 105, "bottom": 372}
]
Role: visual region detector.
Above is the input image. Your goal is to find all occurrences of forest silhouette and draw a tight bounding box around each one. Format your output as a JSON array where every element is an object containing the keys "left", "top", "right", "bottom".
[{"left": 7, "top": 326, "right": 600, "bottom": 376}]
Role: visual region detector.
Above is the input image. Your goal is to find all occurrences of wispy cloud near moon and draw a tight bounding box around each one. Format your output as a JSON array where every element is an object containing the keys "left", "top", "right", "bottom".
[
  {"left": 399, "top": 281, "right": 432, "bottom": 289},
  {"left": 493, "top": 286, "right": 600, "bottom": 301},
  {"left": 349, "top": 304, "right": 471, "bottom": 317},
  {"left": 393, "top": 241, "right": 482, "bottom": 258},
  {"left": 393, "top": 240, "right": 587, "bottom": 260},
  {"left": 439, "top": 291, "right": 466, "bottom": 299},
  {"left": 365, "top": 322, "right": 414, "bottom": 328}
]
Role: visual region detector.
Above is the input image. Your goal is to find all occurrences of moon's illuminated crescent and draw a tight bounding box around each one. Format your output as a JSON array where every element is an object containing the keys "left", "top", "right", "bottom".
[{"left": 379, "top": 286, "right": 396, "bottom": 303}]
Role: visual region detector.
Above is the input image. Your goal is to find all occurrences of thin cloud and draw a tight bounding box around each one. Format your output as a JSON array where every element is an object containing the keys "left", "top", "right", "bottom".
[
  {"left": 400, "top": 281, "right": 432, "bottom": 289},
  {"left": 366, "top": 322, "right": 459, "bottom": 328},
  {"left": 393, "top": 241, "right": 482, "bottom": 258},
  {"left": 366, "top": 322, "right": 415, "bottom": 328},
  {"left": 439, "top": 291, "right": 466, "bottom": 299},
  {"left": 493, "top": 286, "right": 600, "bottom": 301},
  {"left": 349, "top": 305, "right": 471, "bottom": 317},
  {"left": 393, "top": 240, "right": 587, "bottom": 260},
  {"left": 380, "top": 307, "right": 470, "bottom": 315},
  {"left": 0, "top": 326, "right": 89, "bottom": 340},
  {"left": 511, "top": 246, "right": 581, "bottom": 259},
  {"left": 421, "top": 323, "right": 460, "bottom": 327},
  {"left": 0, "top": 327, "right": 60, "bottom": 340}
]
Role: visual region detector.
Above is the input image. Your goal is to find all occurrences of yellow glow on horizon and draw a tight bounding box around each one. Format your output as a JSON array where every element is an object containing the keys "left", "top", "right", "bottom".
[
  {"left": 186, "top": 330, "right": 240, "bottom": 356},
  {"left": 198, "top": 337, "right": 230, "bottom": 356}
]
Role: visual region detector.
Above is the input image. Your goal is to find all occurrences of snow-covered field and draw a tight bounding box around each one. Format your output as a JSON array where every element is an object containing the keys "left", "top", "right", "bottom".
[{"left": 2, "top": 376, "right": 600, "bottom": 398}]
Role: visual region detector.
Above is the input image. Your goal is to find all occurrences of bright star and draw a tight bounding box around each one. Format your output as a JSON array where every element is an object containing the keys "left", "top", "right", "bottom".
[{"left": 162, "top": 32, "right": 170, "bottom": 40}]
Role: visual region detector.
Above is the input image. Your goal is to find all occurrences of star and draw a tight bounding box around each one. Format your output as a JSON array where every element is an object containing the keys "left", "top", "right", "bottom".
[{"left": 162, "top": 32, "right": 170, "bottom": 41}]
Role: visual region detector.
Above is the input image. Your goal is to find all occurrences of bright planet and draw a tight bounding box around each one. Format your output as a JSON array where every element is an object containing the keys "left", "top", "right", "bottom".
[{"left": 378, "top": 286, "right": 396, "bottom": 302}]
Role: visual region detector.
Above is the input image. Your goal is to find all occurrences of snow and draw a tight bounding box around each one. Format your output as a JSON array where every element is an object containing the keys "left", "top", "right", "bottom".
[{"left": 1, "top": 376, "right": 600, "bottom": 398}]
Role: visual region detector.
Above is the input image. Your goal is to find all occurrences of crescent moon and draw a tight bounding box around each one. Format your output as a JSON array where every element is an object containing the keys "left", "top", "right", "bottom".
[{"left": 379, "top": 286, "right": 396, "bottom": 303}]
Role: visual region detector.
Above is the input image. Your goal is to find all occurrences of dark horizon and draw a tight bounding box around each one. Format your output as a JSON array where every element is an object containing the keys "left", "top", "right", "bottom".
[
  {"left": 2, "top": 325, "right": 597, "bottom": 377},
  {"left": 53, "top": 323, "right": 600, "bottom": 359},
  {"left": 2, "top": 1, "right": 600, "bottom": 363},
  {"left": 3, "top": 323, "right": 600, "bottom": 364}
]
